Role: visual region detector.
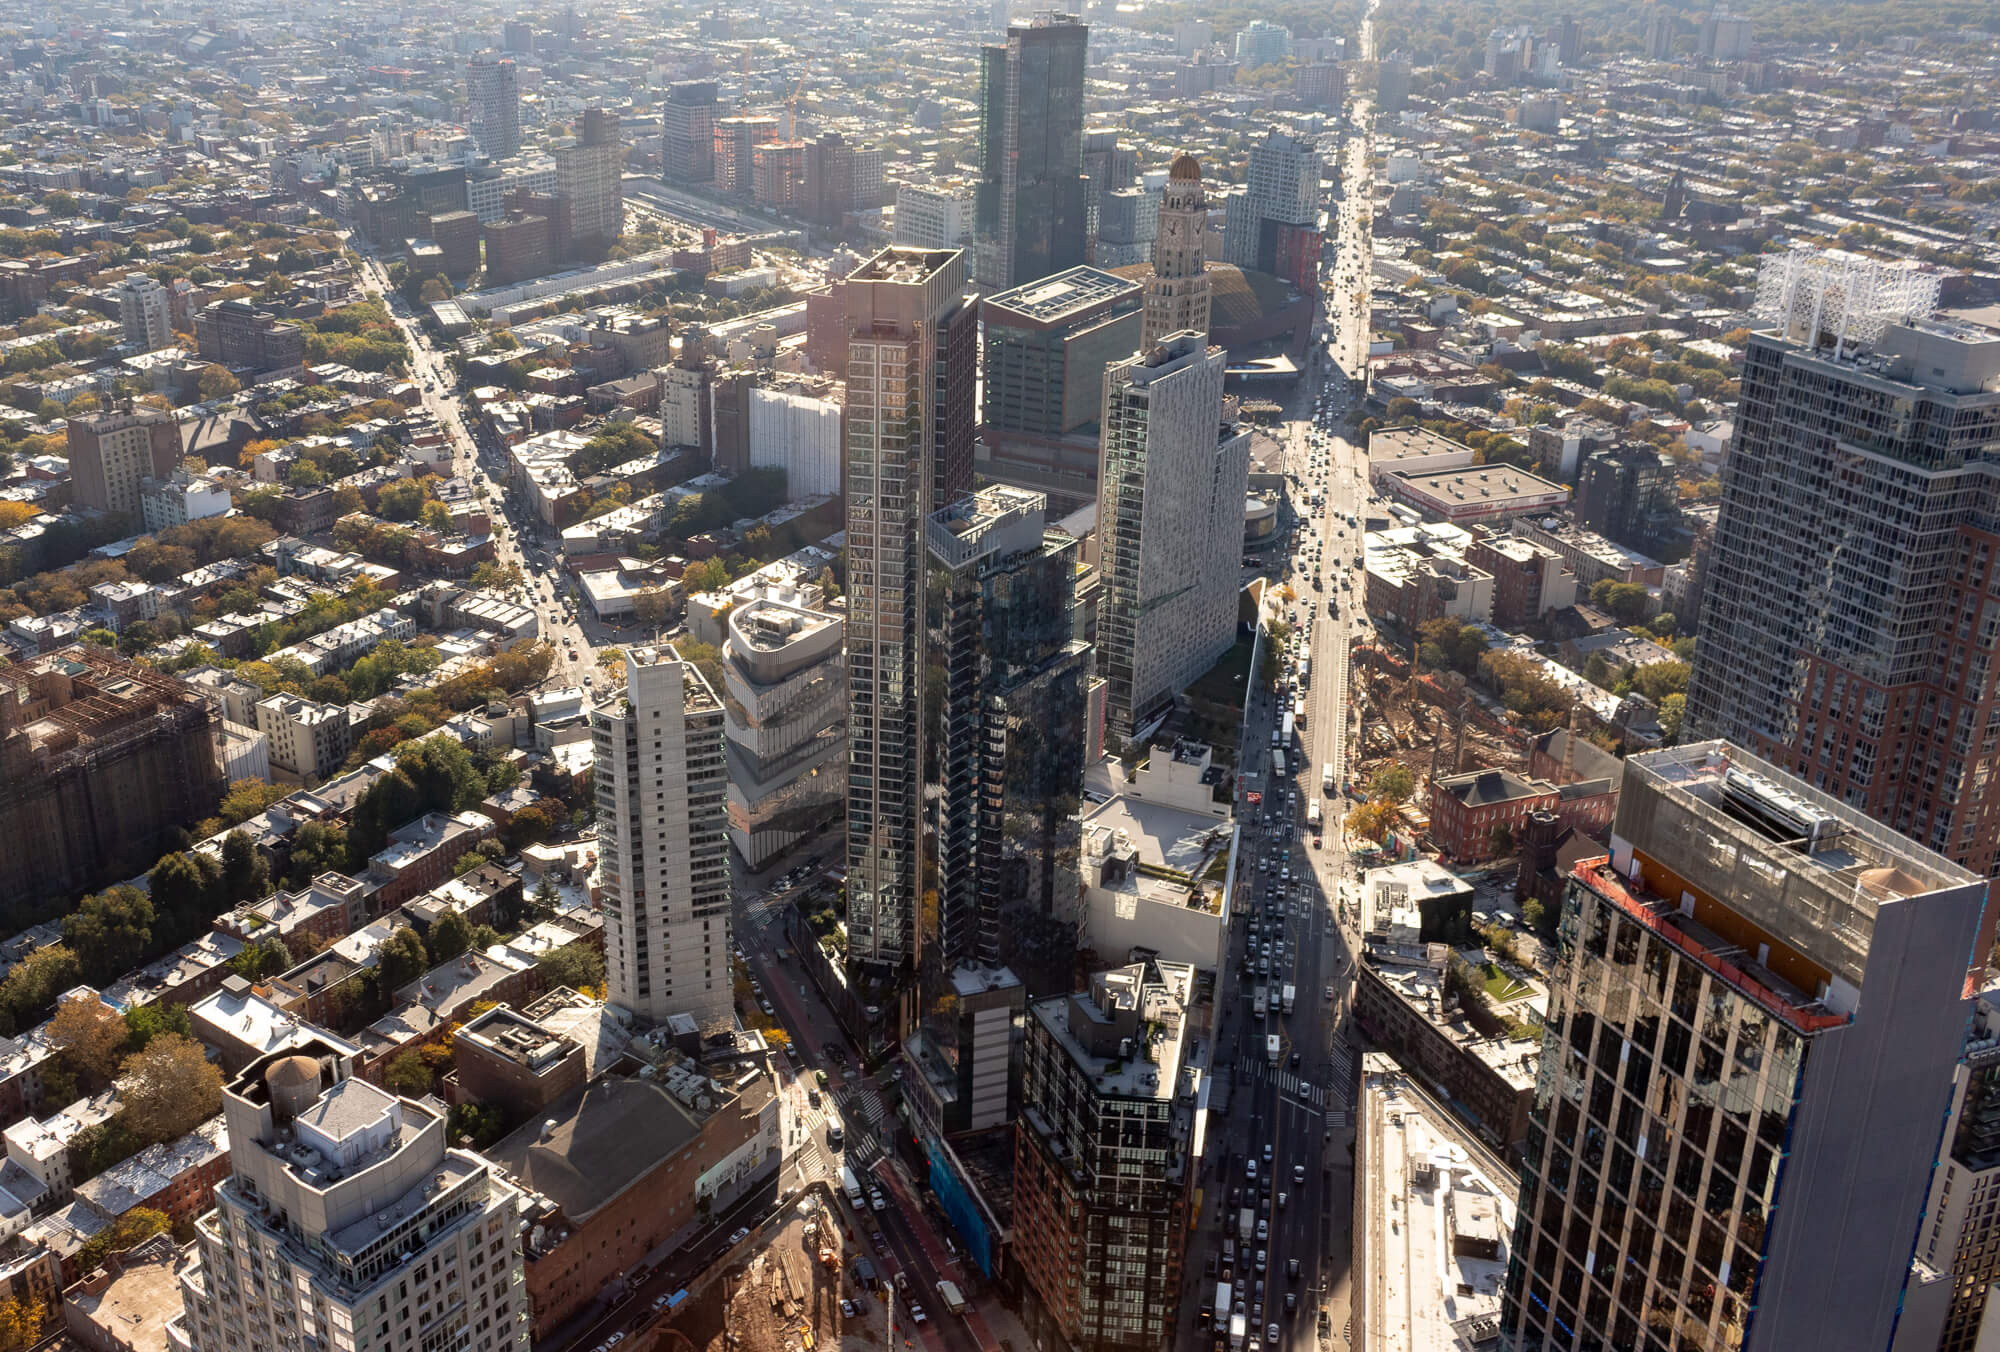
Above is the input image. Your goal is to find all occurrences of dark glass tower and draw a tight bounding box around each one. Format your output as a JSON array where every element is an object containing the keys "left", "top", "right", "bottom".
[
  {"left": 975, "top": 13, "right": 1089, "bottom": 290},
  {"left": 926, "top": 483, "right": 1091, "bottom": 999}
]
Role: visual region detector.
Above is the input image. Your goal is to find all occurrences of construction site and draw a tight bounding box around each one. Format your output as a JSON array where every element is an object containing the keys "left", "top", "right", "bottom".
[
  {"left": 0, "top": 644, "right": 225, "bottom": 904},
  {"left": 645, "top": 1191, "right": 895, "bottom": 1352},
  {"left": 1348, "top": 644, "right": 1534, "bottom": 815}
]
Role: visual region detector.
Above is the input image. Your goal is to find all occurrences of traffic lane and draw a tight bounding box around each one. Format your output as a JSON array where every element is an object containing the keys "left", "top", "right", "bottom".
[{"left": 872, "top": 1196, "right": 980, "bottom": 1352}]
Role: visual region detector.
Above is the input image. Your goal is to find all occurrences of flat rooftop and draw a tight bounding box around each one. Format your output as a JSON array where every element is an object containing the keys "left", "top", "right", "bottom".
[
  {"left": 1358, "top": 1053, "right": 1517, "bottom": 1352},
  {"left": 1079, "top": 790, "right": 1232, "bottom": 911},
  {"left": 1615, "top": 740, "right": 1974, "bottom": 988},
  {"left": 1391, "top": 464, "right": 1568, "bottom": 514},
  {"left": 984, "top": 265, "right": 1140, "bottom": 325}
]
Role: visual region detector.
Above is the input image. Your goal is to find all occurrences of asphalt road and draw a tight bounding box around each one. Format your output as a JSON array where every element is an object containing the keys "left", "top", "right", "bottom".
[
  {"left": 1178, "top": 10, "right": 1379, "bottom": 1346},
  {"left": 359, "top": 254, "right": 602, "bottom": 690}
]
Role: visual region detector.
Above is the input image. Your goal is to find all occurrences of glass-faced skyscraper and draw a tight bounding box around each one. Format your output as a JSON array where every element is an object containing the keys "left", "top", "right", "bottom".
[
  {"left": 1502, "top": 742, "right": 1993, "bottom": 1352},
  {"left": 842, "top": 248, "right": 978, "bottom": 977},
  {"left": 975, "top": 13, "right": 1089, "bottom": 290},
  {"left": 926, "top": 483, "right": 1091, "bottom": 997}
]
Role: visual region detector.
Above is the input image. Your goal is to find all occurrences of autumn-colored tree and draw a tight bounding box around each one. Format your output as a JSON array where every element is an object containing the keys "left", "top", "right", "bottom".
[
  {"left": 47, "top": 993, "right": 131, "bottom": 1089},
  {"left": 196, "top": 365, "right": 241, "bottom": 401},
  {"left": 0, "top": 1294, "right": 46, "bottom": 1352},
  {"left": 0, "top": 502, "right": 37, "bottom": 529},
  {"left": 1344, "top": 799, "right": 1396, "bottom": 843},
  {"left": 117, "top": 1033, "right": 223, "bottom": 1146}
]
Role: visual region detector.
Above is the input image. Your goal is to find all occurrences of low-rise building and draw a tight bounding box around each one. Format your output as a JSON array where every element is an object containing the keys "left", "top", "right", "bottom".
[
  {"left": 1428, "top": 769, "right": 1558, "bottom": 864},
  {"left": 1464, "top": 531, "right": 1577, "bottom": 627},
  {"left": 255, "top": 694, "right": 353, "bottom": 785},
  {"left": 1353, "top": 1053, "right": 1518, "bottom": 1351},
  {"left": 1353, "top": 938, "right": 1542, "bottom": 1156},
  {"left": 1382, "top": 464, "right": 1570, "bottom": 528},
  {"left": 490, "top": 1053, "right": 780, "bottom": 1340},
  {"left": 1076, "top": 744, "right": 1234, "bottom": 972},
  {"left": 1363, "top": 522, "right": 1495, "bottom": 630}
]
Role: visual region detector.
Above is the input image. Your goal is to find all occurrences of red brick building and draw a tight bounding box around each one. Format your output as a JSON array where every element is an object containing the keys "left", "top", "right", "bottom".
[
  {"left": 491, "top": 1070, "right": 778, "bottom": 1339},
  {"left": 1429, "top": 768, "right": 1558, "bottom": 864}
]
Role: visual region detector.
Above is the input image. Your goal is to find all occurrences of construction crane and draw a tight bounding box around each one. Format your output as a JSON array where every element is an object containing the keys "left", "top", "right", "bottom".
[{"left": 783, "top": 68, "right": 807, "bottom": 139}]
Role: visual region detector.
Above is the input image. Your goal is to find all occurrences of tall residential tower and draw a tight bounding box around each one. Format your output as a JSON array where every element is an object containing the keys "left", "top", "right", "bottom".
[
  {"left": 466, "top": 54, "right": 522, "bottom": 159},
  {"left": 1095, "top": 332, "right": 1250, "bottom": 743},
  {"left": 173, "top": 1039, "right": 528, "bottom": 1352},
  {"left": 842, "top": 248, "right": 978, "bottom": 976},
  {"left": 591, "top": 645, "right": 733, "bottom": 1031},
  {"left": 1501, "top": 742, "right": 1993, "bottom": 1351},
  {"left": 1684, "top": 254, "right": 2000, "bottom": 871}
]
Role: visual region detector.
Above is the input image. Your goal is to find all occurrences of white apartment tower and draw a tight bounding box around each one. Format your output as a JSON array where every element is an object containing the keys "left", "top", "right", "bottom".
[
  {"left": 1096, "top": 332, "right": 1250, "bottom": 742},
  {"left": 116, "top": 274, "right": 173, "bottom": 351},
  {"left": 592, "top": 646, "right": 733, "bottom": 1031},
  {"left": 1141, "top": 152, "right": 1211, "bottom": 350},
  {"left": 171, "top": 1040, "right": 528, "bottom": 1352},
  {"left": 893, "top": 182, "right": 978, "bottom": 251},
  {"left": 1222, "top": 131, "right": 1320, "bottom": 271}
]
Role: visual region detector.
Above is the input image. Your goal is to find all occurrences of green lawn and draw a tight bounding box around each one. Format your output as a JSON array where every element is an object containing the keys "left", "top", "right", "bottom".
[{"left": 1481, "top": 963, "right": 1532, "bottom": 1003}]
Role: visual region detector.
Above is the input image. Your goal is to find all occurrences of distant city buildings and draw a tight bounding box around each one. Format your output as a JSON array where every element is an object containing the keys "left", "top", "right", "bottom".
[
  {"left": 194, "top": 298, "right": 305, "bottom": 374},
  {"left": 1222, "top": 131, "right": 1322, "bottom": 288},
  {"left": 466, "top": 53, "right": 522, "bottom": 159},
  {"left": 66, "top": 402, "right": 180, "bottom": 517},
  {"left": 894, "top": 181, "right": 978, "bottom": 251},
  {"left": 976, "top": 13, "right": 1089, "bottom": 290},
  {"left": 1232, "top": 19, "right": 1289, "bottom": 67},
  {"left": 0, "top": 646, "right": 224, "bottom": 909},
  {"left": 557, "top": 107, "right": 623, "bottom": 257},
  {"left": 661, "top": 81, "right": 718, "bottom": 183},
  {"left": 114, "top": 274, "right": 172, "bottom": 351}
]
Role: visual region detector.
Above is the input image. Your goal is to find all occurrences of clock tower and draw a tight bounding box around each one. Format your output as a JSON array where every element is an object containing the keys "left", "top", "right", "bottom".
[{"left": 1142, "top": 151, "right": 1213, "bottom": 349}]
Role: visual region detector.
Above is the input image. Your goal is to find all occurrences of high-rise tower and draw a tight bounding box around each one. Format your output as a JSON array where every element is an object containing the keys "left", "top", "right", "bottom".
[
  {"left": 1222, "top": 131, "right": 1321, "bottom": 287},
  {"left": 557, "top": 106, "right": 623, "bottom": 256},
  {"left": 975, "top": 13, "right": 1089, "bottom": 290},
  {"left": 466, "top": 54, "right": 521, "bottom": 159},
  {"left": 662, "top": 81, "right": 717, "bottom": 183},
  {"left": 1141, "top": 151, "right": 1211, "bottom": 350},
  {"left": 842, "top": 248, "right": 978, "bottom": 977},
  {"left": 591, "top": 645, "right": 733, "bottom": 1031},
  {"left": 1096, "top": 332, "right": 1250, "bottom": 743},
  {"left": 925, "top": 483, "right": 1091, "bottom": 994},
  {"left": 1501, "top": 742, "right": 1993, "bottom": 1351},
  {"left": 1684, "top": 254, "right": 2000, "bottom": 870},
  {"left": 174, "top": 1039, "right": 529, "bottom": 1352}
]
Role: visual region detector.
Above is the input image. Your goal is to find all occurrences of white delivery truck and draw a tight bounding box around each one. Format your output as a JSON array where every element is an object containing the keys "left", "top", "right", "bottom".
[
  {"left": 1323, "top": 763, "right": 1335, "bottom": 795},
  {"left": 840, "top": 1165, "right": 864, "bottom": 1209},
  {"left": 1267, "top": 1034, "right": 1282, "bottom": 1065},
  {"left": 936, "top": 1281, "right": 967, "bottom": 1315},
  {"left": 1282, "top": 983, "right": 1297, "bottom": 1014},
  {"left": 1214, "top": 1282, "right": 1232, "bottom": 1332}
]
